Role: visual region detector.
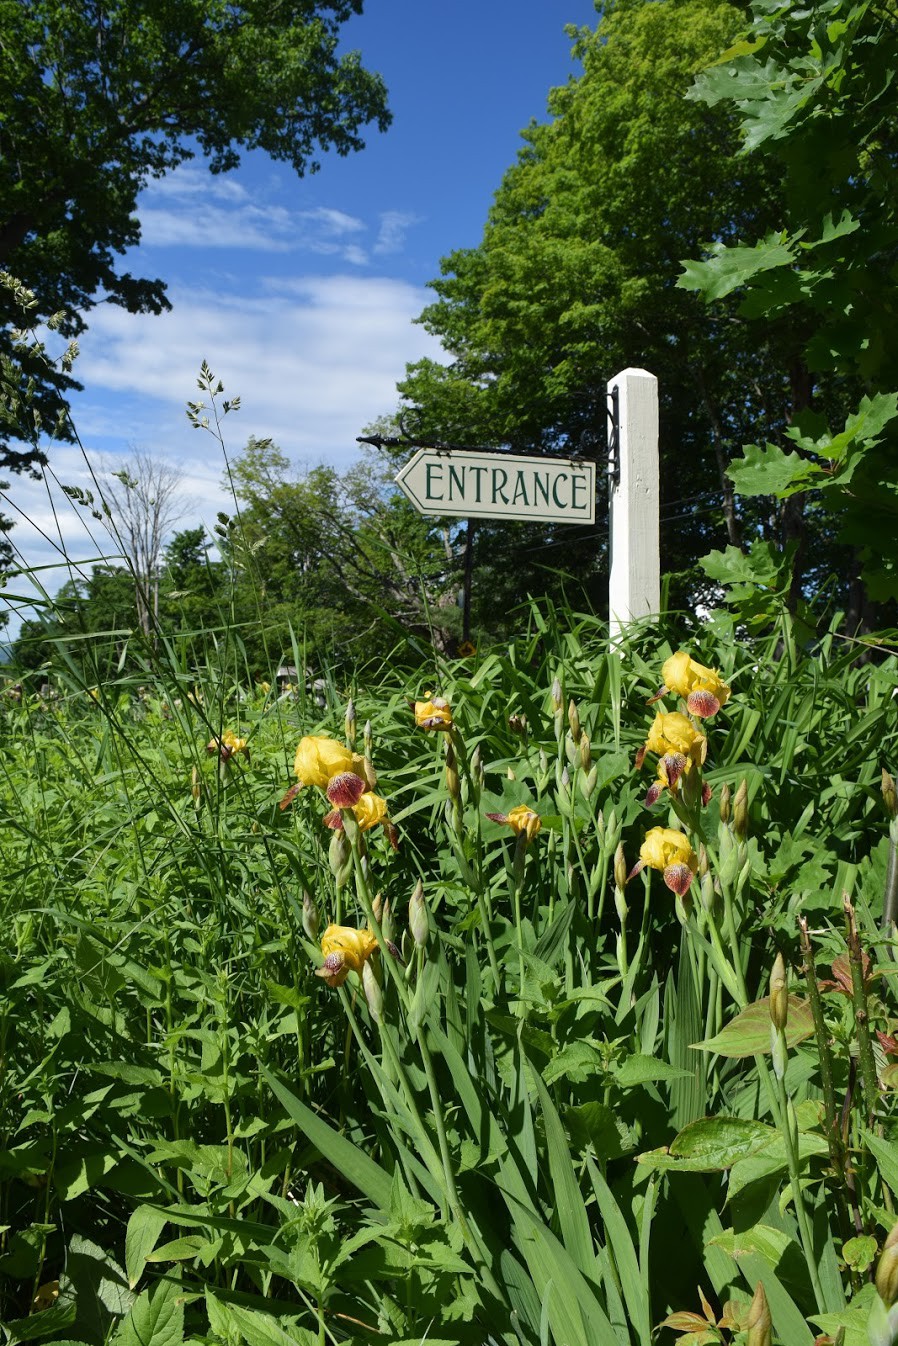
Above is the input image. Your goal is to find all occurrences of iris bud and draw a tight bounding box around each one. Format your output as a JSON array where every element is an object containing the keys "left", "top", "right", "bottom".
[
  {"left": 734, "top": 779, "right": 749, "bottom": 839},
  {"left": 363, "top": 959, "right": 383, "bottom": 1023},
  {"left": 770, "top": 952, "right": 789, "bottom": 1031},
  {"left": 409, "top": 880, "right": 429, "bottom": 948},
  {"left": 614, "top": 843, "right": 627, "bottom": 893},
  {"left": 876, "top": 1222, "right": 898, "bottom": 1307},
  {"left": 302, "top": 891, "right": 319, "bottom": 941},
  {"left": 568, "top": 699, "right": 581, "bottom": 743}
]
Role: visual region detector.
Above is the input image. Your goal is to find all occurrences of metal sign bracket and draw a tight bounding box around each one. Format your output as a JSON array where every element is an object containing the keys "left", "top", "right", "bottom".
[{"left": 606, "top": 383, "right": 620, "bottom": 488}]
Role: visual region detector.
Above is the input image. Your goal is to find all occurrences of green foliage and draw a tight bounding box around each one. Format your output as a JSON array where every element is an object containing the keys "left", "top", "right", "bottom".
[
  {"left": 223, "top": 435, "right": 463, "bottom": 661},
  {"left": 396, "top": 0, "right": 791, "bottom": 613},
  {"left": 0, "top": 0, "right": 390, "bottom": 474},
  {"left": 3, "top": 591, "right": 898, "bottom": 1343},
  {"left": 682, "top": 0, "right": 898, "bottom": 609}
]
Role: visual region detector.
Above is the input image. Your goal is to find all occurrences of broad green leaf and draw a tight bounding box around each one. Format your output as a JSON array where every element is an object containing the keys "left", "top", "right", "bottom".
[
  {"left": 842, "top": 1235, "right": 877, "bottom": 1273},
  {"left": 65, "top": 1234, "right": 134, "bottom": 1330},
  {"left": 678, "top": 233, "right": 796, "bottom": 302},
  {"left": 700, "top": 540, "right": 790, "bottom": 590},
  {"left": 726, "top": 443, "right": 810, "bottom": 497},
  {"left": 54, "top": 1148, "right": 118, "bottom": 1201},
  {"left": 709, "top": 1223, "right": 797, "bottom": 1268},
  {"left": 727, "top": 1131, "right": 829, "bottom": 1200},
  {"left": 262, "top": 1067, "right": 392, "bottom": 1211},
  {"left": 115, "top": 1275, "right": 183, "bottom": 1346},
  {"left": 612, "top": 1055, "right": 691, "bottom": 1089},
  {"left": 811, "top": 1283, "right": 878, "bottom": 1346},
  {"left": 125, "top": 1205, "right": 168, "bottom": 1289},
  {"left": 843, "top": 391, "right": 898, "bottom": 448},
  {"left": 862, "top": 1129, "right": 898, "bottom": 1199},
  {"left": 565, "top": 1102, "right": 629, "bottom": 1159},
  {"left": 204, "top": 1296, "right": 316, "bottom": 1346},
  {"left": 2, "top": 1298, "right": 77, "bottom": 1343},
  {"left": 542, "top": 1040, "right": 604, "bottom": 1086},
  {"left": 692, "top": 996, "right": 814, "bottom": 1058},
  {"left": 146, "top": 1236, "right": 209, "bottom": 1263},
  {"left": 638, "top": 1117, "right": 774, "bottom": 1173},
  {"left": 808, "top": 208, "right": 861, "bottom": 247}
]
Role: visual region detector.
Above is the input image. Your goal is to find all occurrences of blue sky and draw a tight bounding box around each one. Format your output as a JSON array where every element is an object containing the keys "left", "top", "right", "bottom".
[{"left": 2, "top": 0, "right": 600, "bottom": 632}]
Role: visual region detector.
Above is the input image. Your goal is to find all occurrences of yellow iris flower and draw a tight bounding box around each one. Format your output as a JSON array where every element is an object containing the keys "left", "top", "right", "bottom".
[
  {"left": 506, "top": 804, "right": 542, "bottom": 842},
  {"left": 207, "top": 729, "right": 250, "bottom": 762},
  {"left": 637, "top": 827, "right": 698, "bottom": 896},
  {"left": 485, "top": 803, "right": 542, "bottom": 844},
  {"left": 661, "top": 651, "right": 730, "bottom": 717},
  {"left": 317, "top": 923, "right": 378, "bottom": 988},
  {"left": 414, "top": 693, "right": 453, "bottom": 730},
  {"left": 645, "top": 711, "right": 706, "bottom": 764},
  {"left": 294, "top": 735, "right": 366, "bottom": 789},
  {"left": 354, "top": 792, "right": 389, "bottom": 830}
]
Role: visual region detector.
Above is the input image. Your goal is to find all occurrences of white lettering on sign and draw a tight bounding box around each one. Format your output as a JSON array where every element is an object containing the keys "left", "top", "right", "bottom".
[{"left": 394, "top": 449, "right": 596, "bottom": 524}]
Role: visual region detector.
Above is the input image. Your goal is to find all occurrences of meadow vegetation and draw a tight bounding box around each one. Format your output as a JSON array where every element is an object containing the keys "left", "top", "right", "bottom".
[
  {"left": 3, "top": 1, "right": 898, "bottom": 1342},
  {"left": 3, "top": 591, "right": 898, "bottom": 1345}
]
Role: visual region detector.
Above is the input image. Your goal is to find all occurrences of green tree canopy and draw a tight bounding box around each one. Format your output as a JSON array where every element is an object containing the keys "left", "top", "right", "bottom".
[
  {"left": 681, "top": 0, "right": 898, "bottom": 621},
  {"left": 227, "top": 436, "right": 462, "bottom": 661},
  {"left": 0, "top": 0, "right": 390, "bottom": 473},
  {"left": 397, "top": 0, "right": 793, "bottom": 612}
]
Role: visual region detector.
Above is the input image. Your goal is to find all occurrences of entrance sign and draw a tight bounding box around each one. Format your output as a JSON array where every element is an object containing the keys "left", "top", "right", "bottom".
[{"left": 394, "top": 449, "right": 596, "bottom": 524}]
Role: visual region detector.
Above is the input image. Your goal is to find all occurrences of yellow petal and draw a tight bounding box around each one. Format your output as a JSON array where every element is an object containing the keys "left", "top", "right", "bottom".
[
  {"left": 661, "top": 651, "right": 730, "bottom": 708},
  {"left": 645, "top": 711, "right": 704, "bottom": 758},
  {"left": 294, "top": 736, "right": 361, "bottom": 788},
  {"left": 353, "top": 792, "right": 388, "bottom": 831},
  {"left": 320, "top": 924, "right": 377, "bottom": 974},
  {"left": 639, "top": 827, "right": 697, "bottom": 875},
  {"left": 414, "top": 696, "right": 453, "bottom": 730},
  {"left": 506, "top": 804, "right": 542, "bottom": 842}
]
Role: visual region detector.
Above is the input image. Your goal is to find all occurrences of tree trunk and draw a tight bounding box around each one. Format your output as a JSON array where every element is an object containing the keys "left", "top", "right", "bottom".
[{"left": 694, "top": 370, "right": 742, "bottom": 549}]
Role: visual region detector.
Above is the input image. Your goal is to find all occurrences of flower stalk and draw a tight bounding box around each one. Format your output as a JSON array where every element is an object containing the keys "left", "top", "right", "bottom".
[
  {"left": 844, "top": 893, "right": 880, "bottom": 1124},
  {"left": 767, "top": 956, "right": 826, "bottom": 1313},
  {"left": 798, "top": 916, "right": 845, "bottom": 1181}
]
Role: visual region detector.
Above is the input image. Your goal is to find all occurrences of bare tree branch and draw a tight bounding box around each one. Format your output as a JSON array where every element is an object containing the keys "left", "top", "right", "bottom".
[{"left": 98, "top": 447, "right": 192, "bottom": 638}]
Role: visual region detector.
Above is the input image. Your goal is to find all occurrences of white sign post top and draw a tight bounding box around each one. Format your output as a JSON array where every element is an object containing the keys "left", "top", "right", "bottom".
[{"left": 394, "top": 448, "right": 596, "bottom": 524}]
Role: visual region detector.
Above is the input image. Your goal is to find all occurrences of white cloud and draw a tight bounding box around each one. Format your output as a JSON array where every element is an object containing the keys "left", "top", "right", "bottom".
[
  {"left": 138, "top": 167, "right": 370, "bottom": 258},
  {"left": 75, "top": 273, "right": 440, "bottom": 457},
  {"left": 374, "top": 211, "right": 424, "bottom": 255},
  {"left": 1, "top": 444, "right": 233, "bottom": 633},
  {"left": 300, "top": 207, "right": 365, "bottom": 237},
  {"left": 139, "top": 202, "right": 371, "bottom": 258},
  {"left": 140, "top": 202, "right": 297, "bottom": 251},
  {"left": 144, "top": 164, "right": 251, "bottom": 204},
  {"left": 1, "top": 271, "right": 445, "bottom": 638}
]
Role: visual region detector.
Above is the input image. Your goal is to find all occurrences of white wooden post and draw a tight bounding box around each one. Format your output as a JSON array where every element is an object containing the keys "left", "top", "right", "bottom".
[{"left": 608, "top": 367, "right": 659, "bottom": 637}]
